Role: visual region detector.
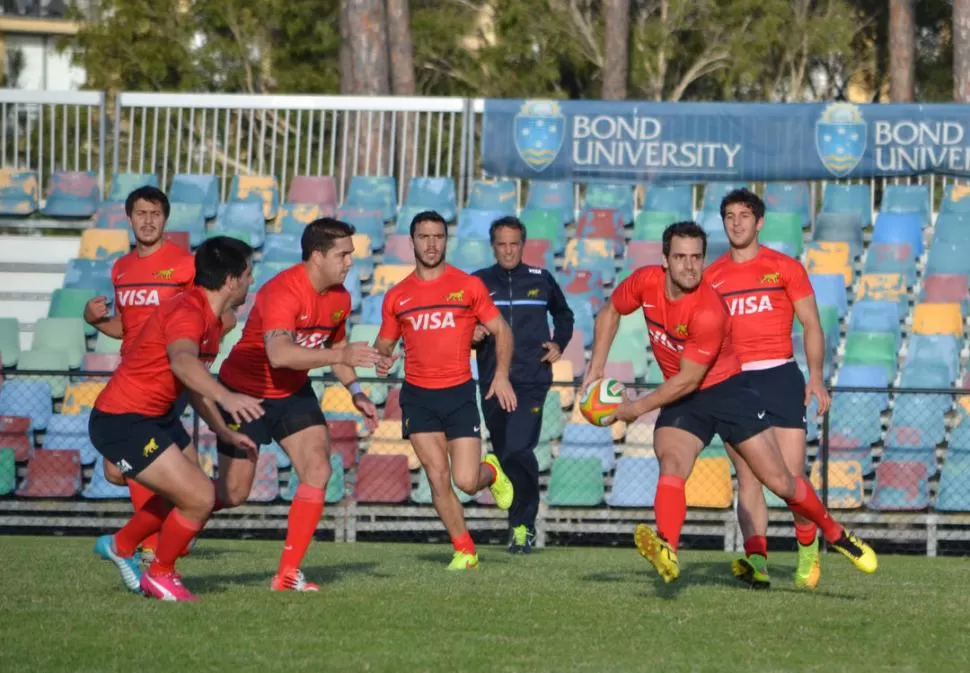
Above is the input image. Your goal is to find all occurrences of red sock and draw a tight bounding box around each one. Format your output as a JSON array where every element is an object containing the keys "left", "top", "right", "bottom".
[
  {"left": 655, "top": 475, "right": 687, "bottom": 551},
  {"left": 452, "top": 531, "right": 476, "bottom": 555},
  {"left": 784, "top": 477, "right": 843, "bottom": 543},
  {"left": 482, "top": 460, "right": 497, "bottom": 486},
  {"left": 278, "top": 484, "right": 324, "bottom": 575},
  {"left": 210, "top": 479, "right": 228, "bottom": 512},
  {"left": 744, "top": 535, "right": 768, "bottom": 558},
  {"left": 127, "top": 481, "right": 159, "bottom": 550},
  {"left": 794, "top": 521, "right": 818, "bottom": 546},
  {"left": 149, "top": 509, "right": 204, "bottom": 577},
  {"left": 114, "top": 494, "right": 170, "bottom": 557}
]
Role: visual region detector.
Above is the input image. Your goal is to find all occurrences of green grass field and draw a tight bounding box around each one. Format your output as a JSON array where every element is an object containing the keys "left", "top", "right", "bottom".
[{"left": 1, "top": 536, "right": 969, "bottom": 673}]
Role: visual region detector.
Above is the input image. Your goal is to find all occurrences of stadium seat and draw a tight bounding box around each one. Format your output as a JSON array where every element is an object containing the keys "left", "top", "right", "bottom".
[
  {"left": 821, "top": 183, "right": 871, "bottom": 228},
  {"left": 0, "top": 318, "right": 19, "bottom": 367},
  {"left": 62, "top": 382, "right": 105, "bottom": 416},
  {"left": 344, "top": 176, "right": 397, "bottom": 221},
  {"left": 889, "top": 397, "right": 947, "bottom": 446},
  {"left": 522, "top": 238, "right": 553, "bottom": 268},
  {"left": 283, "top": 454, "right": 346, "bottom": 504},
  {"left": 525, "top": 181, "right": 574, "bottom": 224},
  {"left": 467, "top": 179, "right": 517, "bottom": 215},
  {"left": 287, "top": 176, "right": 338, "bottom": 214},
  {"left": 449, "top": 237, "right": 492, "bottom": 274},
  {"left": 636, "top": 210, "right": 687, "bottom": 242},
  {"left": 869, "top": 460, "right": 930, "bottom": 511},
  {"left": 809, "top": 459, "right": 865, "bottom": 509},
  {"left": 78, "top": 229, "right": 129, "bottom": 261},
  {"left": 0, "top": 168, "right": 39, "bottom": 215},
  {"left": 262, "top": 233, "right": 302, "bottom": 263},
  {"left": 213, "top": 202, "right": 266, "bottom": 248},
  {"left": 575, "top": 208, "right": 625, "bottom": 247},
  {"left": 32, "top": 318, "right": 86, "bottom": 369},
  {"left": 847, "top": 300, "right": 900, "bottom": 337},
  {"left": 864, "top": 243, "right": 916, "bottom": 286},
  {"left": 328, "top": 420, "right": 360, "bottom": 466},
  {"left": 169, "top": 174, "right": 219, "bottom": 219},
  {"left": 354, "top": 454, "right": 410, "bottom": 503},
  {"left": 162, "top": 203, "right": 206, "bottom": 247},
  {"left": 0, "top": 415, "right": 31, "bottom": 462},
  {"left": 229, "top": 174, "right": 280, "bottom": 220},
  {"left": 625, "top": 240, "right": 663, "bottom": 269},
  {"left": 411, "top": 467, "right": 474, "bottom": 505},
  {"left": 828, "top": 394, "right": 883, "bottom": 447},
  {"left": 563, "top": 239, "right": 616, "bottom": 284},
  {"left": 911, "top": 302, "right": 962, "bottom": 338},
  {"left": 559, "top": 423, "right": 615, "bottom": 472},
  {"left": 701, "top": 182, "right": 750, "bottom": 213},
  {"left": 81, "top": 352, "right": 121, "bottom": 377},
  {"left": 842, "top": 332, "right": 897, "bottom": 378},
  {"left": 107, "top": 172, "right": 158, "bottom": 202},
  {"left": 94, "top": 333, "right": 121, "bottom": 354},
  {"left": 405, "top": 177, "right": 458, "bottom": 222},
  {"left": 49, "top": 288, "right": 97, "bottom": 336},
  {"left": 760, "top": 212, "right": 804, "bottom": 256},
  {"left": 939, "top": 183, "right": 970, "bottom": 215},
  {"left": 933, "top": 212, "right": 970, "bottom": 245},
  {"left": 583, "top": 183, "right": 634, "bottom": 223},
  {"left": 382, "top": 234, "right": 413, "bottom": 266},
  {"left": 872, "top": 212, "right": 923, "bottom": 257},
  {"left": 83, "top": 457, "right": 131, "bottom": 499},
  {"left": 644, "top": 183, "right": 693, "bottom": 218},
  {"left": 921, "top": 274, "right": 969, "bottom": 306},
  {"left": 41, "top": 171, "right": 99, "bottom": 218},
  {"left": 352, "top": 234, "right": 374, "bottom": 278},
  {"left": 835, "top": 364, "right": 891, "bottom": 411},
  {"left": 936, "top": 454, "right": 970, "bottom": 511},
  {"left": 274, "top": 203, "right": 322, "bottom": 236},
  {"left": 44, "top": 412, "right": 97, "bottom": 464},
  {"left": 926, "top": 242, "right": 970, "bottom": 277},
  {"left": 16, "top": 449, "right": 81, "bottom": 498},
  {"left": 881, "top": 183, "right": 931, "bottom": 223},
  {"left": 246, "top": 452, "right": 280, "bottom": 502},
  {"left": 546, "top": 457, "right": 604, "bottom": 506},
  {"left": 539, "top": 390, "right": 564, "bottom": 442},
  {"left": 606, "top": 456, "right": 659, "bottom": 508},
  {"left": 372, "top": 264, "right": 412, "bottom": 295},
  {"left": 804, "top": 242, "right": 852, "bottom": 285},
  {"left": 0, "top": 447, "right": 13, "bottom": 496},
  {"left": 808, "top": 274, "right": 848, "bottom": 317},
  {"left": 765, "top": 182, "right": 810, "bottom": 225},
  {"left": 457, "top": 208, "right": 504, "bottom": 240},
  {"left": 685, "top": 456, "right": 733, "bottom": 508},
  {"left": 521, "top": 207, "right": 565, "bottom": 254},
  {"left": 855, "top": 273, "right": 908, "bottom": 310},
  {"left": 812, "top": 213, "right": 865, "bottom": 258},
  {"left": 16, "top": 349, "right": 71, "bottom": 398},
  {"left": 93, "top": 202, "right": 128, "bottom": 231},
  {"left": 558, "top": 268, "right": 606, "bottom": 305},
  {"left": 552, "top": 359, "right": 575, "bottom": 408},
  {"left": 900, "top": 358, "right": 955, "bottom": 389}
]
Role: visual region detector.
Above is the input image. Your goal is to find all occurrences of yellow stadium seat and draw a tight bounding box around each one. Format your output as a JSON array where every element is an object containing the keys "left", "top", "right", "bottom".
[
  {"left": 270, "top": 203, "right": 322, "bottom": 233},
  {"left": 233, "top": 175, "right": 279, "bottom": 219},
  {"left": 352, "top": 234, "right": 373, "bottom": 280},
  {"left": 368, "top": 439, "right": 420, "bottom": 470},
  {"left": 562, "top": 238, "right": 612, "bottom": 271},
  {"left": 321, "top": 385, "right": 356, "bottom": 415},
  {"left": 552, "top": 360, "right": 574, "bottom": 408},
  {"left": 373, "top": 419, "right": 403, "bottom": 441},
  {"left": 78, "top": 230, "right": 130, "bottom": 260},
  {"left": 805, "top": 243, "right": 853, "bottom": 286},
  {"left": 371, "top": 264, "right": 413, "bottom": 295},
  {"left": 912, "top": 302, "right": 963, "bottom": 337},
  {"left": 855, "top": 273, "right": 907, "bottom": 302},
  {"left": 62, "top": 382, "right": 106, "bottom": 415},
  {"left": 685, "top": 456, "right": 733, "bottom": 508},
  {"left": 810, "top": 460, "right": 864, "bottom": 509}
]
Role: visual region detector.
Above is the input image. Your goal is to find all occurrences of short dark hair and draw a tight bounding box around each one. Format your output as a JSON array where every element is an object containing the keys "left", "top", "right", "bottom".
[
  {"left": 720, "top": 188, "right": 765, "bottom": 220},
  {"left": 489, "top": 216, "right": 527, "bottom": 244},
  {"left": 301, "top": 217, "right": 356, "bottom": 261},
  {"left": 409, "top": 210, "right": 448, "bottom": 238},
  {"left": 662, "top": 221, "right": 707, "bottom": 258},
  {"left": 125, "top": 185, "right": 170, "bottom": 219},
  {"left": 193, "top": 236, "right": 253, "bottom": 290}
]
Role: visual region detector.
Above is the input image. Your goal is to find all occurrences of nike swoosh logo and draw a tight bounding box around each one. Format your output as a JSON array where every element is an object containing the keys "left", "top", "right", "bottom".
[
  {"left": 489, "top": 292, "right": 496, "bottom": 296},
  {"left": 757, "top": 411, "right": 766, "bottom": 419},
  {"left": 473, "top": 426, "right": 480, "bottom": 432},
  {"left": 642, "top": 303, "right": 655, "bottom": 308},
  {"left": 299, "top": 314, "right": 309, "bottom": 320},
  {"left": 399, "top": 298, "right": 412, "bottom": 306},
  {"left": 712, "top": 281, "right": 725, "bottom": 289}
]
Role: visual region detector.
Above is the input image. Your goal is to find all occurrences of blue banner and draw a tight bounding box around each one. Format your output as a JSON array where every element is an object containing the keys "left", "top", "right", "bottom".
[{"left": 482, "top": 99, "right": 970, "bottom": 183}]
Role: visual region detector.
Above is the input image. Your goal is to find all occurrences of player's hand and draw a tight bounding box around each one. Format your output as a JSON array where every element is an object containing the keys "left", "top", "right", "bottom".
[
  {"left": 580, "top": 365, "right": 604, "bottom": 398},
  {"left": 83, "top": 296, "right": 110, "bottom": 324},
  {"left": 375, "top": 353, "right": 398, "bottom": 377},
  {"left": 485, "top": 374, "right": 517, "bottom": 412},
  {"left": 217, "top": 392, "right": 265, "bottom": 425},
  {"left": 352, "top": 392, "right": 379, "bottom": 432},
  {"left": 472, "top": 324, "right": 490, "bottom": 345},
  {"left": 539, "top": 341, "right": 562, "bottom": 363},
  {"left": 805, "top": 376, "right": 831, "bottom": 415},
  {"left": 603, "top": 394, "right": 641, "bottom": 425},
  {"left": 340, "top": 342, "right": 382, "bottom": 368},
  {"left": 220, "top": 429, "right": 258, "bottom": 460}
]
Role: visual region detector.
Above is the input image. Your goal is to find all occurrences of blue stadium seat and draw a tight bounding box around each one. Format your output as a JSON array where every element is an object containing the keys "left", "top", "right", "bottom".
[
  {"left": 525, "top": 181, "right": 574, "bottom": 224},
  {"left": 932, "top": 213, "right": 970, "bottom": 245},
  {"left": 262, "top": 233, "right": 302, "bottom": 263},
  {"left": 344, "top": 265, "right": 362, "bottom": 312},
  {"left": 583, "top": 183, "right": 634, "bottom": 223},
  {"left": 63, "top": 258, "right": 113, "bottom": 296},
  {"left": 567, "top": 298, "right": 594, "bottom": 348},
  {"left": 821, "top": 183, "right": 871, "bottom": 228},
  {"left": 107, "top": 172, "right": 159, "bottom": 202},
  {"left": 449, "top": 238, "right": 493, "bottom": 274},
  {"left": 871, "top": 212, "right": 923, "bottom": 257},
  {"left": 848, "top": 300, "right": 900, "bottom": 336},
  {"left": 889, "top": 396, "right": 947, "bottom": 446},
  {"left": 812, "top": 213, "right": 864, "bottom": 258},
  {"left": 863, "top": 243, "right": 916, "bottom": 286},
  {"left": 706, "top": 237, "right": 731, "bottom": 262},
  {"left": 467, "top": 179, "right": 517, "bottom": 215},
  {"left": 835, "top": 364, "right": 890, "bottom": 410},
  {"left": 394, "top": 205, "right": 425, "bottom": 234},
  {"left": 93, "top": 202, "right": 128, "bottom": 231},
  {"left": 0, "top": 169, "right": 39, "bottom": 216},
  {"left": 163, "top": 203, "right": 206, "bottom": 247},
  {"left": 404, "top": 177, "right": 457, "bottom": 222},
  {"left": 698, "top": 210, "right": 724, "bottom": 237},
  {"left": 643, "top": 184, "right": 693, "bottom": 219},
  {"left": 765, "top": 182, "right": 810, "bottom": 225},
  {"left": 939, "top": 183, "right": 970, "bottom": 215},
  {"left": 0, "top": 380, "right": 51, "bottom": 432},
  {"left": 926, "top": 242, "right": 970, "bottom": 276},
  {"left": 213, "top": 202, "right": 266, "bottom": 248},
  {"left": 275, "top": 203, "right": 322, "bottom": 236},
  {"left": 606, "top": 456, "right": 659, "bottom": 507},
  {"left": 898, "top": 364, "right": 954, "bottom": 409},
  {"left": 253, "top": 261, "right": 291, "bottom": 290},
  {"left": 881, "top": 183, "right": 931, "bottom": 224},
  {"left": 83, "top": 457, "right": 131, "bottom": 499},
  {"left": 343, "top": 176, "right": 397, "bottom": 221},
  {"left": 809, "top": 274, "right": 848, "bottom": 317},
  {"left": 904, "top": 336, "right": 960, "bottom": 381},
  {"left": 559, "top": 423, "right": 615, "bottom": 472},
  {"left": 869, "top": 459, "right": 930, "bottom": 511},
  {"left": 936, "top": 454, "right": 970, "bottom": 511},
  {"left": 457, "top": 208, "right": 504, "bottom": 240},
  {"left": 360, "top": 294, "right": 384, "bottom": 325},
  {"left": 170, "top": 174, "right": 220, "bottom": 219},
  {"left": 41, "top": 171, "right": 99, "bottom": 218},
  {"left": 701, "top": 182, "right": 750, "bottom": 214},
  {"left": 44, "top": 412, "right": 97, "bottom": 465},
  {"left": 338, "top": 208, "right": 385, "bottom": 248},
  {"left": 557, "top": 268, "right": 607, "bottom": 309},
  {"left": 828, "top": 393, "right": 882, "bottom": 446},
  {"left": 563, "top": 238, "right": 617, "bottom": 285}
]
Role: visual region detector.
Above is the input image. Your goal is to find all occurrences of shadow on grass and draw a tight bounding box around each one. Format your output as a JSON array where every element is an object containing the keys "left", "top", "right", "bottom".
[{"left": 190, "top": 561, "right": 383, "bottom": 594}]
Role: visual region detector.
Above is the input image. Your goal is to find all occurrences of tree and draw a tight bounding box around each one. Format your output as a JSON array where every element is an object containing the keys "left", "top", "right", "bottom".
[
  {"left": 602, "top": 0, "right": 630, "bottom": 99},
  {"left": 955, "top": 0, "right": 970, "bottom": 101},
  {"left": 345, "top": 0, "right": 391, "bottom": 175},
  {"left": 889, "top": 0, "right": 915, "bottom": 101},
  {"left": 387, "top": 0, "right": 418, "bottom": 186}
]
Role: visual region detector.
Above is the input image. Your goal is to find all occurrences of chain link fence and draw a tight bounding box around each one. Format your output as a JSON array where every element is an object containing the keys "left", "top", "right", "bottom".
[{"left": 2, "top": 371, "right": 968, "bottom": 554}]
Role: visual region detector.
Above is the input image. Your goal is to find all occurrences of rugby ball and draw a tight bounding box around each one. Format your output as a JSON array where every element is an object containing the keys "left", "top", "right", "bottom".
[{"left": 580, "top": 378, "right": 625, "bottom": 426}]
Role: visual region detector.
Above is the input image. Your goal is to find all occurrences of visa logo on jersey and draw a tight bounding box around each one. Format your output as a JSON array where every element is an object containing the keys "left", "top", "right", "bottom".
[
  {"left": 407, "top": 311, "right": 456, "bottom": 331},
  {"left": 649, "top": 327, "right": 684, "bottom": 353},
  {"left": 295, "top": 332, "right": 331, "bottom": 349},
  {"left": 117, "top": 289, "right": 160, "bottom": 307},
  {"left": 727, "top": 295, "right": 774, "bottom": 316}
]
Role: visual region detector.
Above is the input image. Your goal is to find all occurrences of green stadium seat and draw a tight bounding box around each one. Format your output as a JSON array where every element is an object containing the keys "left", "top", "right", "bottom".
[
  {"left": 0, "top": 447, "right": 14, "bottom": 496},
  {"left": 539, "top": 390, "right": 564, "bottom": 442},
  {"left": 0, "top": 318, "right": 21, "bottom": 366},
  {"left": 521, "top": 207, "right": 565, "bottom": 253},
  {"left": 646, "top": 359, "right": 664, "bottom": 385},
  {"left": 632, "top": 210, "right": 678, "bottom": 241},
  {"left": 94, "top": 332, "right": 122, "bottom": 354},
  {"left": 16, "top": 349, "right": 71, "bottom": 398},
  {"left": 546, "top": 457, "right": 604, "bottom": 506},
  {"left": 32, "top": 318, "right": 86, "bottom": 369},
  {"left": 843, "top": 332, "right": 898, "bottom": 378},
  {"left": 49, "top": 288, "right": 98, "bottom": 336},
  {"left": 535, "top": 442, "right": 553, "bottom": 472},
  {"left": 608, "top": 339, "right": 647, "bottom": 379},
  {"left": 760, "top": 212, "right": 804, "bottom": 256}
]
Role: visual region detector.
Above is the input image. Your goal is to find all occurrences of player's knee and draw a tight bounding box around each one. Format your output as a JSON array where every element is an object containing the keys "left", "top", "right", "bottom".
[
  {"left": 426, "top": 465, "right": 453, "bottom": 494},
  {"left": 178, "top": 479, "right": 216, "bottom": 519},
  {"left": 764, "top": 469, "right": 796, "bottom": 501},
  {"left": 452, "top": 470, "right": 479, "bottom": 495},
  {"left": 737, "top": 468, "right": 763, "bottom": 497},
  {"left": 104, "top": 462, "right": 127, "bottom": 486},
  {"left": 222, "top": 481, "right": 250, "bottom": 508},
  {"left": 298, "top": 452, "right": 331, "bottom": 490}
]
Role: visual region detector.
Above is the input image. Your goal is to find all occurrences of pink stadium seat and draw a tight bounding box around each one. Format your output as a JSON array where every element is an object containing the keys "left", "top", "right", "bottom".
[
  {"left": 328, "top": 419, "right": 359, "bottom": 466},
  {"left": 522, "top": 239, "right": 551, "bottom": 268},
  {"left": 0, "top": 415, "right": 32, "bottom": 462},
  {"left": 922, "top": 274, "right": 969, "bottom": 304},
  {"left": 287, "top": 176, "right": 338, "bottom": 214},
  {"left": 603, "top": 360, "right": 635, "bottom": 384},
  {"left": 383, "top": 387, "right": 402, "bottom": 420},
  {"left": 16, "top": 449, "right": 82, "bottom": 497},
  {"left": 562, "top": 331, "right": 586, "bottom": 377},
  {"left": 626, "top": 241, "right": 663, "bottom": 268},
  {"left": 354, "top": 454, "right": 410, "bottom": 503},
  {"left": 384, "top": 234, "right": 415, "bottom": 265},
  {"left": 246, "top": 452, "right": 279, "bottom": 502},
  {"left": 81, "top": 353, "right": 121, "bottom": 378}
]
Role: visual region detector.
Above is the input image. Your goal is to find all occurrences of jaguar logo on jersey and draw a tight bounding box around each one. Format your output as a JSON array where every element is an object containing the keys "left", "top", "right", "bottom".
[
  {"left": 527, "top": 288, "right": 540, "bottom": 298},
  {"left": 728, "top": 295, "right": 774, "bottom": 315},
  {"left": 445, "top": 290, "right": 465, "bottom": 303},
  {"left": 153, "top": 267, "right": 175, "bottom": 281},
  {"left": 143, "top": 437, "right": 159, "bottom": 458},
  {"left": 117, "top": 288, "right": 160, "bottom": 306},
  {"left": 674, "top": 324, "right": 688, "bottom": 337},
  {"left": 331, "top": 309, "right": 346, "bottom": 323},
  {"left": 760, "top": 272, "right": 781, "bottom": 284},
  {"left": 407, "top": 311, "right": 456, "bottom": 330}
]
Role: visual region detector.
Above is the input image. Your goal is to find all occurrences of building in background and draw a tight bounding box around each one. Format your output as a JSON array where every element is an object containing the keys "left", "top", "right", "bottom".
[{"left": 1, "top": 0, "right": 85, "bottom": 90}]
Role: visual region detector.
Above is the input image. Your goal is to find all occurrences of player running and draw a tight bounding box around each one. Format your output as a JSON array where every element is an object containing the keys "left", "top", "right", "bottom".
[
  {"left": 583, "top": 221, "right": 876, "bottom": 584},
  {"left": 705, "top": 188, "right": 832, "bottom": 590},
  {"left": 83, "top": 186, "right": 216, "bottom": 564},
  {"left": 374, "top": 210, "right": 516, "bottom": 571},
  {"left": 90, "top": 237, "right": 263, "bottom": 601},
  {"left": 209, "top": 217, "right": 383, "bottom": 592}
]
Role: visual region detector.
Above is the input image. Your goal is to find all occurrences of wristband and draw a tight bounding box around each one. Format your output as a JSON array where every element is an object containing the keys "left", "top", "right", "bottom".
[{"left": 347, "top": 381, "right": 363, "bottom": 396}]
